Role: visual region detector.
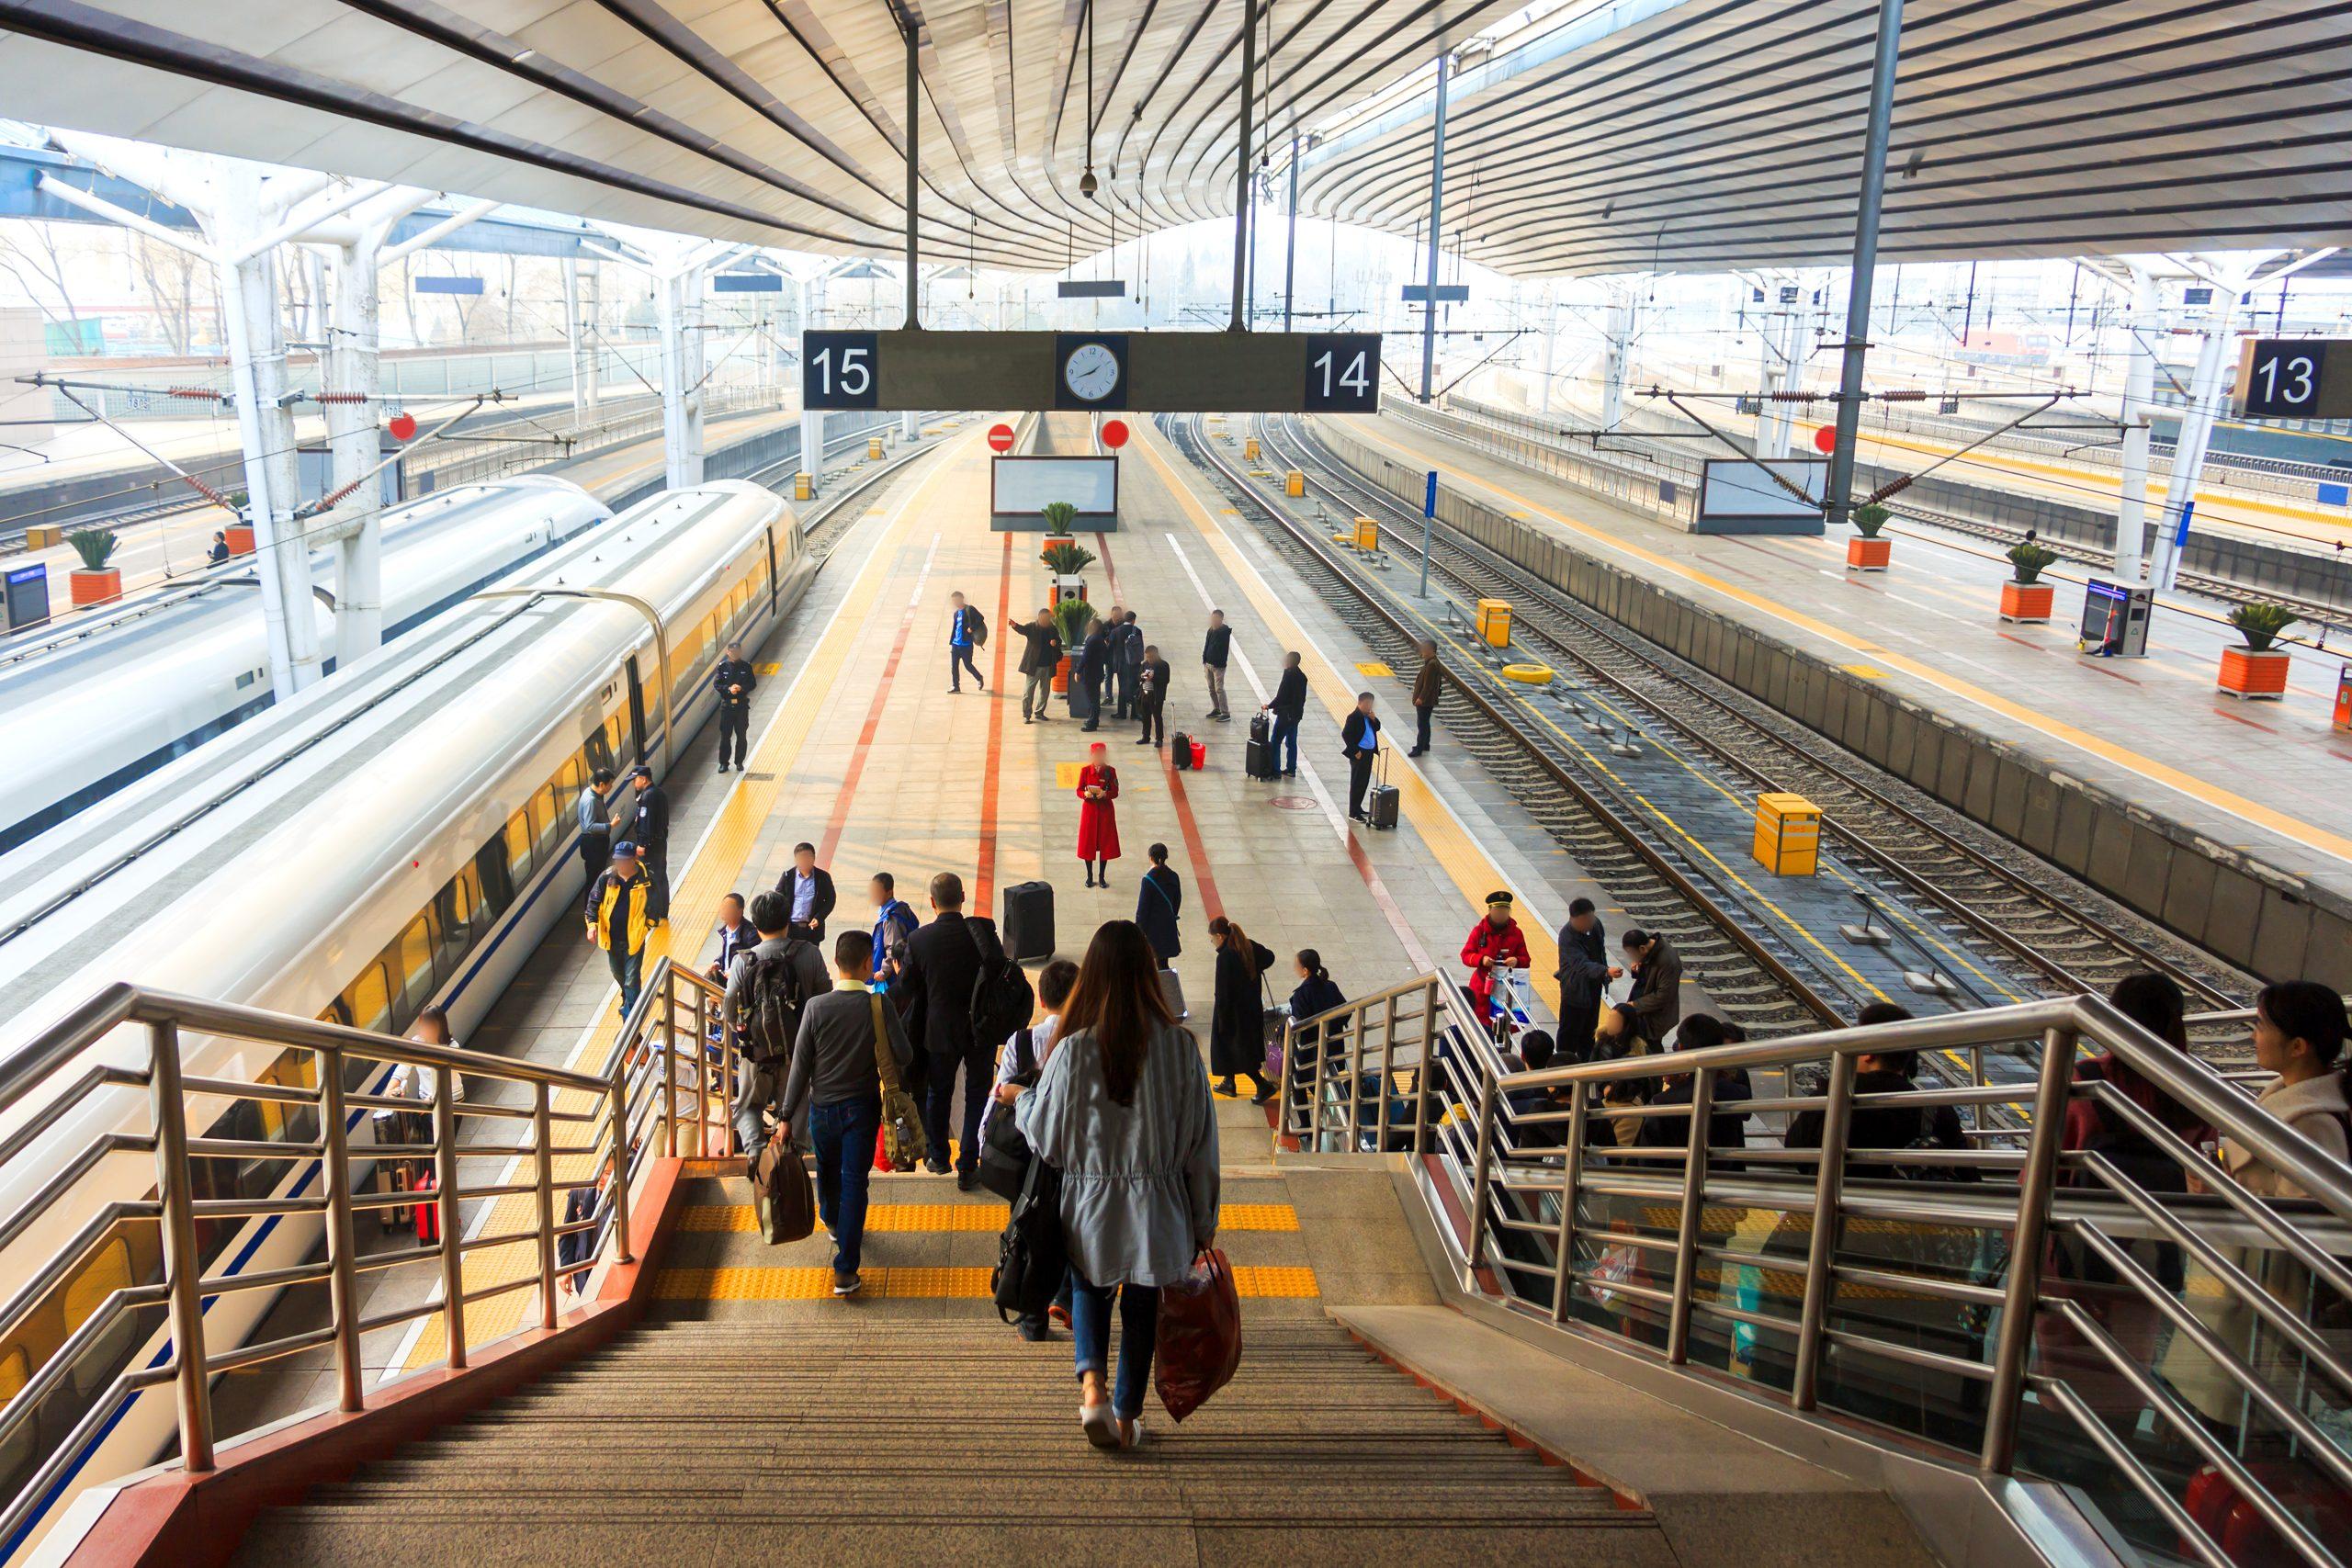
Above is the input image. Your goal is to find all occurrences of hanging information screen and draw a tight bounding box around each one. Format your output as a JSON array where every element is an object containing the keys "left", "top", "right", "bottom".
[
  {"left": 795, "top": 330, "right": 1383, "bottom": 412},
  {"left": 2233, "top": 338, "right": 2352, "bottom": 420}
]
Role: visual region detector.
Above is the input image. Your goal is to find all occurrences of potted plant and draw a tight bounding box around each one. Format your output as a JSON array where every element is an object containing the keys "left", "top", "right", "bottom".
[
  {"left": 1050, "top": 596, "right": 1095, "bottom": 694},
  {"left": 66, "top": 527, "right": 122, "bottom": 607},
  {"left": 1846, "top": 502, "right": 1892, "bottom": 571},
  {"left": 1044, "top": 538, "right": 1094, "bottom": 607},
  {"left": 221, "top": 491, "right": 254, "bottom": 556},
  {"left": 2000, "top": 541, "right": 2059, "bottom": 623},
  {"left": 1039, "top": 501, "right": 1080, "bottom": 563},
  {"left": 2219, "top": 603, "right": 2297, "bottom": 699}
]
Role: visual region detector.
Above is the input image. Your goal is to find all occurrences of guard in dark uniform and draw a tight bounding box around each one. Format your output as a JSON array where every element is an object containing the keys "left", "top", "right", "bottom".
[{"left": 712, "top": 640, "right": 756, "bottom": 773}]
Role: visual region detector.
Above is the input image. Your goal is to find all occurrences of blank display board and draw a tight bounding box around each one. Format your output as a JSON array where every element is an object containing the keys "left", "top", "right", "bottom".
[
  {"left": 991, "top": 456, "right": 1118, "bottom": 518},
  {"left": 1697, "top": 457, "right": 1826, "bottom": 534}
]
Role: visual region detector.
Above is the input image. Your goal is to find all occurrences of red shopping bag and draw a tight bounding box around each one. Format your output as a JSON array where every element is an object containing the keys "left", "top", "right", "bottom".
[{"left": 1155, "top": 1247, "right": 1242, "bottom": 1421}]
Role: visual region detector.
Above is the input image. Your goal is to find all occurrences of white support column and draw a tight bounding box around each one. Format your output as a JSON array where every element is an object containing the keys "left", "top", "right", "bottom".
[
  {"left": 565, "top": 259, "right": 601, "bottom": 425},
  {"left": 2150, "top": 281, "right": 2241, "bottom": 592},
  {"left": 326, "top": 236, "right": 385, "bottom": 666},
  {"left": 1536, "top": 283, "right": 1558, "bottom": 415},
  {"left": 800, "top": 409, "right": 826, "bottom": 494},
  {"left": 1599, "top": 290, "right": 1634, "bottom": 430},
  {"left": 655, "top": 270, "right": 703, "bottom": 490},
  {"left": 2112, "top": 265, "right": 2158, "bottom": 582}
]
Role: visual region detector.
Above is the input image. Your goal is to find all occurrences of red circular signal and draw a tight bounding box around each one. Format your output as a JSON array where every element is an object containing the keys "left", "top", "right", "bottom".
[
  {"left": 1812, "top": 423, "right": 1837, "bottom": 454},
  {"left": 388, "top": 411, "right": 419, "bottom": 442},
  {"left": 1099, "top": 419, "right": 1130, "bottom": 450},
  {"left": 987, "top": 423, "right": 1015, "bottom": 453}
]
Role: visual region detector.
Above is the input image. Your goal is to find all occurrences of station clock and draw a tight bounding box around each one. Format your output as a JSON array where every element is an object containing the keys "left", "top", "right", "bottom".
[{"left": 1055, "top": 333, "right": 1129, "bottom": 410}]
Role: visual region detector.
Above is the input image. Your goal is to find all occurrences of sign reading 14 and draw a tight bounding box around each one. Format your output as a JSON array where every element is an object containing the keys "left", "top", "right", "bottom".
[{"left": 1303, "top": 333, "right": 1382, "bottom": 412}]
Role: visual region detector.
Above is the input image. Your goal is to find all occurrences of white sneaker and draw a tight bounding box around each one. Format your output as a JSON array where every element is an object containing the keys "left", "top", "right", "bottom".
[
  {"left": 1081, "top": 1400, "right": 1119, "bottom": 1450},
  {"left": 1118, "top": 1415, "right": 1148, "bottom": 1450}
]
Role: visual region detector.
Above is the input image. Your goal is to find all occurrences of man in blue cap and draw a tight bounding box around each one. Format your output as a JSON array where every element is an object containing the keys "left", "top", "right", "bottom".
[{"left": 585, "top": 841, "right": 653, "bottom": 1020}]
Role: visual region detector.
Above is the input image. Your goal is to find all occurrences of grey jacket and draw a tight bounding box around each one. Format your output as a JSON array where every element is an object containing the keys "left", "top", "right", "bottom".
[
  {"left": 721, "top": 935, "right": 830, "bottom": 1041},
  {"left": 779, "top": 984, "right": 915, "bottom": 1124},
  {"left": 1623, "top": 936, "right": 1683, "bottom": 1042},
  {"left": 1014, "top": 1021, "right": 1219, "bottom": 1289}
]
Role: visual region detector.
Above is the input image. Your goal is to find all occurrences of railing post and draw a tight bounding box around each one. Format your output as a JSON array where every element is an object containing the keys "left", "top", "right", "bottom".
[
  {"left": 694, "top": 982, "right": 711, "bottom": 1158},
  {"left": 1272, "top": 1016, "right": 1295, "bottom": 1157},
  {"left": 433, "top": 1062, "right": 467, "bottom": 1371},
  {"left": 1791, "top": 1052, "right": 1857, "bottom": 1410},
  {"left": 608, "top": 1061, "right": 635, "bottom": 1266},
  {"left": 534, "top": 1081, "right": 558, "bottom": 1332},
  {"left": 1666, "top": 1066, "right": 1715, "bottom": 1365},
  {"left": 1981, "top": 1024, "right": 2075, "bottom": 1472},
  {"left": 1551, "top": 1079, "right": 1589, "bottom": 1324},
  {"left": 318, "top": 1047, "right": 365, "bottom": 1413},
  {"left": 148, "top": 1021, "right": 215, "bottom": 1473},
  {"left": 1464, "top": 1066, "right": 1498, "bottom": 1288},
  {"left": 661, "top": 985, "right": 679, "bottom": 1159},
  {"left": 1376, "top": 994, "right": 1397, "bottom": 1153},
  {"left": 720, "top": 1012, "right": 741, "bottom": 1158},
  {"left": 1311, "top": 1006, "right": 1333, "bottom": 1154},
  {"left": 1414, "top": 981, "right": 1437, "bottom": 1155}
]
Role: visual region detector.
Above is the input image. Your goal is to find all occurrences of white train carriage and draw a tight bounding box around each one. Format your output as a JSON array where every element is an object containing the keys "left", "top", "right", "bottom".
[{"left": 0, "top": 479, "right": 805, "bottom": 1555}]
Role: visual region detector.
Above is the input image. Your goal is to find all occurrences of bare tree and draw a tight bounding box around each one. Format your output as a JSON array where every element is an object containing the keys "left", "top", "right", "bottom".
[
  {"left": 130, "top": 231, "right": 209, "bottom": 355},
  {"left": 0, "top": 219, "right": 89, "bottom": 349}
]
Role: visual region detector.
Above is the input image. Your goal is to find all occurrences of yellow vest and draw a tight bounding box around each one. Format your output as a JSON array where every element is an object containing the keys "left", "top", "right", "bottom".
[{"left": 592, "top": 873, "right": 651, "bottom": 954}]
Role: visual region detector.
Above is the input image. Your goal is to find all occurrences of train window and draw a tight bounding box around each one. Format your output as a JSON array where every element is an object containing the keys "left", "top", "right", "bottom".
[
  {"left": 475, "top": 838, "right": 514, "bottom": 918},
  {"left": 346, "top": 963, "right": 392, "bottom": 1034},
  {"left": 62, "top": 1237, "right": 131, "bottom": 1330},
  {"left": 395, "top": 910, "right": 438, "bottom": 1026},
  {"left": 504, "top": 810, "right": 535, "bottom": 887},
  {"left": 533, "top": 781, "right": 565, "bottom": 861},
  {"left": 0, "top": 1346, "right": 25, "bottom": 1404},
  {"left": 435, "top": 874, "right": 475, "bottom": 976}
]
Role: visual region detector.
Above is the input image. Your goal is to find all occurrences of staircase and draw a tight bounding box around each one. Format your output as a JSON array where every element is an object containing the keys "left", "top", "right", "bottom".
[{"left": 235, "top": 1176, "right": 1658, "bottom": 1564}]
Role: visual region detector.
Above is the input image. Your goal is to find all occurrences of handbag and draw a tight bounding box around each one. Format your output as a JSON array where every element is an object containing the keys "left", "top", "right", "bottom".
[
  {"left": 1155, "top": 1247, "right": 1243, "bottom": 1421},
  {"left": 977, "top": 1027, "right": 1040, "bottom": 1201},
  {"left": 869, "top": 994, "right": 929, "bottom": 1170},
  {"left": 751, "top": 1126, "right": 815, "bottom": 1245},
  {"left": 989, "top": 1145, "right": 1068, "bottom": 1322}
]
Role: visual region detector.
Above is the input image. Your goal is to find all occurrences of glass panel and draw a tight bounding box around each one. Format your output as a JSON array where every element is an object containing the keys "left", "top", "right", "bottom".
[
  {"left": 347, "top": 962, "right": 392, "bottom": 1034},
  {"left": 504, "top": 810, "right": 535, "bottom": 887},
  {"left": 394, "top": 909, "right": 438, "bottom": 1027}
]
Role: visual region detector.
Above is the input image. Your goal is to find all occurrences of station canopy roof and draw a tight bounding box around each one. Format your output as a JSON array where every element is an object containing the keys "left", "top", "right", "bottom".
[{"left": 0, "top": 0, "right": 2346, "bottom": 278}]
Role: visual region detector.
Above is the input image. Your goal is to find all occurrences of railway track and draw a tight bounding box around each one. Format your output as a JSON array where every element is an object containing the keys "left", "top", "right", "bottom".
[{"left": 1172, "top": 412, "right": 2251, "bottom": 1060}]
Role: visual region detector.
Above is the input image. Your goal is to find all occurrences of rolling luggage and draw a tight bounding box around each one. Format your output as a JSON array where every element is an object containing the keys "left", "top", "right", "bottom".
[
  {"left": 1170, "top": 731, "right": 1193, "bottom": 771},
  {"left": 1366, "top": 749, "right": 1399, "bottom": 830},
  {"left": 1158, "top": 967, "right": 1188, "bottom": 1021},
  {"left": 1001, "top": 879, "right": 1056, "bottom": 962},
  {"left": 413, "top": 1169, "right": 441, "bottom": 1244},
  {"left": 1246, "top": 738, "right": 1275, "bottom": 781}
]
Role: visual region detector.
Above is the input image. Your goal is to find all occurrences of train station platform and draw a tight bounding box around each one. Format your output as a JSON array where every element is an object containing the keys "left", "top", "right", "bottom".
[{"left": 1314, "top": 405, "right": 2352, "bottom": 988}]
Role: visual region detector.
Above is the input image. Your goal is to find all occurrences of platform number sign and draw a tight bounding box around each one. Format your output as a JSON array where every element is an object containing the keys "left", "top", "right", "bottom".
[
  {"left": 802, "top": 330, "right": 880, "bottom": 410},
  {"left": 2235, "top": 338, "right": 2352, "bottom": 421},
  {"left": 1303, "top": 333, "right": 1382, "bottom": 412}
]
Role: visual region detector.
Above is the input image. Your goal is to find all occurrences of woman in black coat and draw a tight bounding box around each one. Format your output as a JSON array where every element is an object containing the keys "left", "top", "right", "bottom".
[
  {"left": 1134, "top": 844, "right": 1182, "bottom": 966},
  {"left": 1208, "top": 914, "right": 1276, "bottom": 1102},
  {"left": 1284, "top": 949, "right": 1348, "bottom": 1126}
]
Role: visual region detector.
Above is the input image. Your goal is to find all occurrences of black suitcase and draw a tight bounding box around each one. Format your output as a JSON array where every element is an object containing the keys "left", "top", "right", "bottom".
[
  {"left": 1170, "top": 731, "right": 1192, "bottom": 771},
  {"left": 1001, "top": 879, "right": 1056, "bottom": 962},
  {"left": 1367, "top": 748, "right": 1399, "bottom": 829},
  {"left": 1246, "top": 737, "right": 1275, "bottom": 781}
]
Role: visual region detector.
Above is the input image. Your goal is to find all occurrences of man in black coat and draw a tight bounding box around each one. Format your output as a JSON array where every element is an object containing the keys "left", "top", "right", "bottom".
[
  {"left": 1263, "top": 651, "right": 1307, "bottom": 777},
  {"left": 1201, "top": 610, "right": 1232, "bottom": 722},
  {"left": 1113, "top": 611, "right": 1144, "bottom": 720},
  {"left": 773, "top": 840, "right": 836, "bottom": 941},
  {"left": 711, "top": 640, "right": 756, "bottom": 773},
  {"left": 1077, "top": 619, "right": 1114, "bottom": 732},
  {"left": 1012, "top": 607, "right": 1063, "bottom": 724},
  {"left": 894, "top": 872, "right": 987, "bottom": 1184},
  {"left": 1551, "top": 897, "right": 1610, "bottom": 1062},
  {"left": 628, "top": 764, "right": 671, "bottom": 923},
  {"left": 1340, "top": 691, "right": 1380, "bottom": 822},
  {"left": 1134, "top": 643, "right": 1171, "bottom": 748}
]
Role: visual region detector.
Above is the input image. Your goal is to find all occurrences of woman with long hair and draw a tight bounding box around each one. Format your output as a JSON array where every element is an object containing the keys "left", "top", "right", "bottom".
[
  {"left": 1009, "top": 920, "right": 1219, "bottom": 1450},
  {"left": 1207, "top": 915, "right": 1276, "bottom": 1103}
]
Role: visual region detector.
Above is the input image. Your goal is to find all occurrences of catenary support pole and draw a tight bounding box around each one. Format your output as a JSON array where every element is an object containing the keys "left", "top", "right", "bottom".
[
  {"left": 2112, "top": 264, "right": 2156, "bottom": 581},
  {"left": 2151, "top": 280, "right": 2240, "bottom": 592},
  {"left": 1229, "top": 0, "right": 1255, "bottom": 331},
  {"left": 1283, "top": 133, "right": 1300, "bottom": 332},
  {"left": 326, "top": 237, "right": 386, "bottom": 667},
  {"left": 904, "top": 15, "right": 922, "bottom": 331},
  {"left": 1821, "top": 0, "right": 1905, "bottom": 532},
  {"left": 1418, "top": 49, "right": 1451, "bottom": 403}
]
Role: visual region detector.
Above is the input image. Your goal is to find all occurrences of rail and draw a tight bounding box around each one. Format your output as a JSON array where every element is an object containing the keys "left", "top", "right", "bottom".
[
  {"left": 1278, "top": 977, "right": 2352, "bottom": 1567},
  {"left": 0, "top": 957, "right": 738, "bottom": 1555}
]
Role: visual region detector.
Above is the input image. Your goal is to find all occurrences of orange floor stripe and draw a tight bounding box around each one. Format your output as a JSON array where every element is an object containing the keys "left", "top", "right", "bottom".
[
  {"left": 974, "top": 531, "right": 1015, "bottom": 914},
  {"left": 656, "top": 1264, "right": 1318, "bottom": 1300},
  {"left": 681, "top": 1201, "right": 1301, "bottom": 1233}
]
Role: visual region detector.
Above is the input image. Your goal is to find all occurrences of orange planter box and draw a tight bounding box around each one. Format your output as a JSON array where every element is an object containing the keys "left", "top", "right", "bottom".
[
  {"left": 2218, "top": 646, "right": 2290, "bottom": 699},
  {"left": 1041, "top": 535, "right": 1076, "bottom": 564},
  {"left": 1999, "top": 581, "right": 2054, "bottom": 623},
  {"left": 1847, "top": 536, "right": 1891, "bottom": 571},
  {"left": 1052, "top": 654, "right": 1071, "bottom": 694},
  {"left": 224, "top": 525, "right": 256, "bottom": 555},
  {"left": 68, "top": 567, "right": 122, "bottom": 608}
]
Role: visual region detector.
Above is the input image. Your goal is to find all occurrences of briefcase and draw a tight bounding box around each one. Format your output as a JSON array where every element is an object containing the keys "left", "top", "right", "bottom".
[{"left": 1001, "top": 879, "right": 1056, "bottom": 962}]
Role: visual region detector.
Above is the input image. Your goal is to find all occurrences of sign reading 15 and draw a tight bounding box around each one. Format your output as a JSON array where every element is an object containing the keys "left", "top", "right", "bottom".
[
  {"left": 1303, "top": 333, "right": 1382, "bottom": 412},
  {"left": 2235, "top": 337, "right": 2350, "bottom": 421},
  {"left": 802, "top": 330, "right": 880, "bottom": 409}
]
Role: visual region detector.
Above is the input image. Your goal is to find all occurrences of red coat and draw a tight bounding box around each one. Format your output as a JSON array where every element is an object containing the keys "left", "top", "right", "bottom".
[
  {"left": 1461, "top": 917, "right": 1529, "bottom": 1015},
  {"left": 1076, "top": 763, "right": 1122, "bottom": 861}
]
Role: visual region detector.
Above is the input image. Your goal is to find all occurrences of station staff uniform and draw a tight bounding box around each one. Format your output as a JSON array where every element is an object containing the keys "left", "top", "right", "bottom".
[{"left": 712, "top": 655, "right": 757, "bottom": 771}]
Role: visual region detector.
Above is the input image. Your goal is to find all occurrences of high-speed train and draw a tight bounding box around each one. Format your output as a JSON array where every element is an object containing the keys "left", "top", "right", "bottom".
[
  {"left": 0, "top": 475, "right": 613, "bottom": 854},
  {"left": 0, "top": 479, "right": 806, "bottom": 1554}
]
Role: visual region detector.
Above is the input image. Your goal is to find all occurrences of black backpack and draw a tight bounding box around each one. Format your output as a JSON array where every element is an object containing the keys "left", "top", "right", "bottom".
[
  {"left": 978, "top": 1028, "right": 1041, "bottom": 1201},
  {"left": 745, "top": 941, "right": 817, "bottom": 1062},
  {"left": 965, "top": 606, "right": 988, "bottom": 645},
  {"left": 990, "top": 1150, "right": 1066, "bottom": 1322},
  {"left": 968, "top": 920, "right": 1035, "bottom": 1049}
]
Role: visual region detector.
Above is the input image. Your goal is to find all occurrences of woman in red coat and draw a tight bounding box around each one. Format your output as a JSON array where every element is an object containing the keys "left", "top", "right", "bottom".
[{"left": 1076, "top": 742, "right": 1122, "bottom": 888}]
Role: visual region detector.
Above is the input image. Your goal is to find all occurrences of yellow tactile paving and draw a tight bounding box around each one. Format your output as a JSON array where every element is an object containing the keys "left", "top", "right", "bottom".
[
  {"left": 1133, "top": 424, "right": 1566, "bottom": 1016},
  {"left": 395, "top": 428, "right": 992, "bottom": 1374},
  {"left": 681, "top": 1201, "right": 1301, "bottom": 1233},
  {"left": 655, "top": 1264, "right": 1321, "bottom": 1301},
  {"left": 1348, "top": 420, "right": 2352, "bottom": 869}
]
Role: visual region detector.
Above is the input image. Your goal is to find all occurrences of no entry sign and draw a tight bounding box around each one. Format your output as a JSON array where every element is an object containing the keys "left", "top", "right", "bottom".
[
  {"left": 1099, "top": 419, "right": 1130, "bottom": 450},
  {"left": 988, "top": 423, "right": 1015, "bottom": 453}
]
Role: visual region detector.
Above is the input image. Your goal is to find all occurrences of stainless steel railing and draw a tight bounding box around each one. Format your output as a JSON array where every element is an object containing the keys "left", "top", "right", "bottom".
[
  {"left": 0, "top": 956, "right": 737, "bottom": 1555},
  {"left": 1278, "top": 978, "right": 2352, "bottom": 1567}
]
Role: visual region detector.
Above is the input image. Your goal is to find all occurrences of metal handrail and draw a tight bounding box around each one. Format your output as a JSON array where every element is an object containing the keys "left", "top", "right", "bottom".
[
  {"left": 0, "top": 956, "right": 736, "bottom": 1555},
  {"left": 1280, "top": 976, "right": 2352, "bottom": 1567}
]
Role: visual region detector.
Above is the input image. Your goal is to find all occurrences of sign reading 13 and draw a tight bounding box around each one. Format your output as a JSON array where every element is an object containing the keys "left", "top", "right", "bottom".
[
  {"left": 2235, "top": 337, "right": 2351, "bottom": 421},
  {"left": 802, "top": 330, "right": 880, "bottom": 409},
  {"left": 1303, "top": 333, "right": 1383, "bottom": 412}
]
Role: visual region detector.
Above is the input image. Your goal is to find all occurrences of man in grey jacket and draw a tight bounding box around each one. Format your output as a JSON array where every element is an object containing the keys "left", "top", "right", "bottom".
[
  {"left": 779, "top": 931, "right": 916, "bottom": 1295},
  {"left": 726, "top": 893, "right": 831, "bottom": 1156}
]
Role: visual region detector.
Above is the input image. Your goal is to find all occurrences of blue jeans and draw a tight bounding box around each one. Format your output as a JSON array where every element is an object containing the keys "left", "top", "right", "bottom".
[
  {"left": 1269, "top": 716, "right": 1299, "bottom": 773},
  {"left": 808, "top": 1097, "right": 882, "bottom": 1275},
  {"left": 1069, "top": 1267, "right": 1160, "bottom": 1421},
  {"left": 606, "top": 944, "right": 643, "bottom": 1021}
]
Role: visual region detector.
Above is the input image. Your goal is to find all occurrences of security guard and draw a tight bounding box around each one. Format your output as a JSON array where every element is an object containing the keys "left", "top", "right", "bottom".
[{"left": 712, "top": 640, "right": 757, "bottom": 772}]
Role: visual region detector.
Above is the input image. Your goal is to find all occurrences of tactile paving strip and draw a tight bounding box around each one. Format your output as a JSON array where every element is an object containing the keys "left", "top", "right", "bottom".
[
  {"left": 682, "top": 1201, "right": 1300, "bottom": 1233},
  {"left": 657, "top": 1264, "right": 1320, "bottom": 1301}
]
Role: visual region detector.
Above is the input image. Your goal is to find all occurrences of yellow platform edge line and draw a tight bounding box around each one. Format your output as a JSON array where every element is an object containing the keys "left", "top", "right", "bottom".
[{"left": 680, "top": 1201, "right": 1301, "bottom": 1234}]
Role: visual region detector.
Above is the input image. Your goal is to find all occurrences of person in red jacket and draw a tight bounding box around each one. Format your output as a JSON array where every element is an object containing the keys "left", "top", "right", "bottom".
[
  {"left": 1461, "top": 891, "right": 1530, "bottom": 1027},
  {"left": 1076, "top": 742, "right": 1122, "bottom": 889}
]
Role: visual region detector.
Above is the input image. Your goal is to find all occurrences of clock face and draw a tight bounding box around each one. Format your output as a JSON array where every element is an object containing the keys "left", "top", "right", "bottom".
[{"left": 1063, "top": 341, "right": 1122, "bottom": 402}]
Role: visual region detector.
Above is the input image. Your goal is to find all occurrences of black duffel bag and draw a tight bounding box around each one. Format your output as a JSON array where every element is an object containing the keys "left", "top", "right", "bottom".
[
  {"left": 978, "top": 1026, "right": 1043, "bottom": 1201},
  {"left": 990, "top": 1150, "right": 1067, "bottom": 1323}
]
